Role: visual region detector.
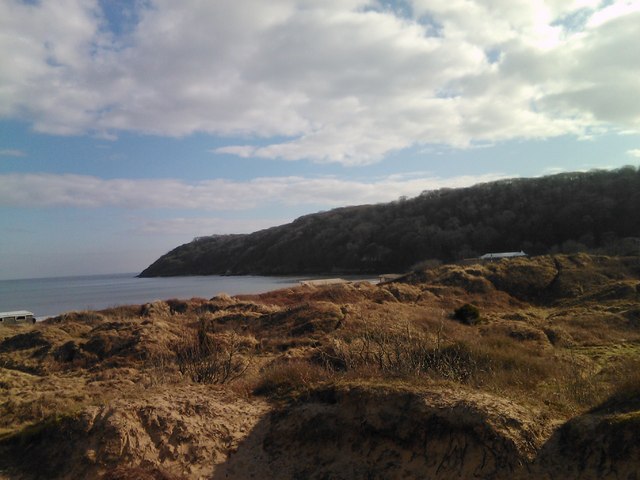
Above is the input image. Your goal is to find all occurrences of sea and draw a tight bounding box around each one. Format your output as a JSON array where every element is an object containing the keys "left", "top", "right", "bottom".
[{"left": 0, "top": 273, "right": 314, "bottom": 319}]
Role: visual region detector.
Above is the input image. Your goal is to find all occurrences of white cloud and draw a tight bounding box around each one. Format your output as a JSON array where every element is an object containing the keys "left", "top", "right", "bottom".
[
  {"left": 0, "top": 172, "right": 507, "bottom": 211},
  {"left": 587, "top": 0, "right": 640, "bottom": 27},
  {"left": 0, "top": 149, "right": 26, "bottom": 157},
  {"left": 627, "top": 149, "right": 640, "bottom": 158},
  {"left": 1, "top": 0, "right": 639, "bottom": 164}
]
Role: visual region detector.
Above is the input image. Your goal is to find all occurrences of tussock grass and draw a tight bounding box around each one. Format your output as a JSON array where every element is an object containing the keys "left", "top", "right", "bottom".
[
  {"left": 589, "top": 356, "right": 640, "bottom": 415},
  {"left": 253, "top": 360, "right": 328, "bottom": 399},
  {"left": 0, "top": 392, "right": 87, "bottom": 443},
  {"left": 0, "top": 411, "right": 75, "bottom": 446},
  {"left": 173, "top": 320, "right": 253, "bottom": 384},
  {"left": 102, "top": 466, "right": 186, "bottom": 480},
  {"left": 315, "top": 317, "right": 556, "bottom": 390},
  {"left": 248, "top": 311, "right": 568, "bottom": 407},
  {"left": 3, "top": 252, "right": 640, "bottom": 438},
  {"left": 142, "top": 352, "right": 182, "bottom": 387}
]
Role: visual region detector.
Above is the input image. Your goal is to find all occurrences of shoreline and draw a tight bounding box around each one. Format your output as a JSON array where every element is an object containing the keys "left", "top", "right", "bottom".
[{"left": 1, "top": 273, "right": 382, "bottom": 321}]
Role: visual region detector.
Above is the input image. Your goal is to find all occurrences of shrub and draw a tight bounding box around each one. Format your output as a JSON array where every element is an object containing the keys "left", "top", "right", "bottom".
[
  {"left": 253, "top": 360, "right": 327, "bottom": 398},
  {"left": 318, "top": 322, "right": 484, "bottom": 382},
  {"left": 318, "top": 322, "right": 432, "bottom": 376},
  {"left": 166, "top": 299, "right": 189, "bottom": 314},
  {"left": 143, "top": 352, "right": 181, "bottom": 387},
  {"left": 423, "top": 342, "right": 480, "bottom": 382},
  {"left": 453, "top": 303, "right": 480, "bottom": 325},
  {"left": 319, "top": 319, "right": 560, "bottom": 391},
  {"left": 173, "top": 320, "right": 250, "bottom": 384}
]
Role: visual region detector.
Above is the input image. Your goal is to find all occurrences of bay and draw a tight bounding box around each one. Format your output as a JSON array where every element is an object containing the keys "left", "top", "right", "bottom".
[{"left": 0, "top": 273, "right": 311, "bottom": 319}]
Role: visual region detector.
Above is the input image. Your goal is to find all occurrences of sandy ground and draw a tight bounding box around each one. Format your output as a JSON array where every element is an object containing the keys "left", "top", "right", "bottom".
[{"left": 1, "top": 254, "right": 640, "bottom": 479}]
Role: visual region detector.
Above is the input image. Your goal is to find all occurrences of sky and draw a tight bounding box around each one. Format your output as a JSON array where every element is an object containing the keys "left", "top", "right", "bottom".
[{"left": 1, "top": 0, "right": 639, "bottom": 280}]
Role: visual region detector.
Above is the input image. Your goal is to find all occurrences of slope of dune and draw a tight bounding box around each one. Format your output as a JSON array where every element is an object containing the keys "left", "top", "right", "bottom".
[{"left": 2, "top": 254, "right": 640, "bottom": 479}]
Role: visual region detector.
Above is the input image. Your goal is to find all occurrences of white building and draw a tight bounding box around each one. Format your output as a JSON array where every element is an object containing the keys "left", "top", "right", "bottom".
[
  {"left": 299, "top": 278, "right": 349, "bottom": 286},
  {"left": 479, "top": 251, "right": 527, "bottom": 260},
  {"left": 0, "top": 310, "right": 36, "bottom": 324}
]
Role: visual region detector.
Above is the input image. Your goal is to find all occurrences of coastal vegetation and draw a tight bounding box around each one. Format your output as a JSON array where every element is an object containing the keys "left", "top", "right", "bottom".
[
  {"left": 140, "top": 166, "right": 640, "bottom": 277},
  {"left": 1, "top": 253, "right": 640, "bottom": 478}
]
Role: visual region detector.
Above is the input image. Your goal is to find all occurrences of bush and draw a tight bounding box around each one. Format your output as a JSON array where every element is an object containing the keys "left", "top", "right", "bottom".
[
  {"left": 166, "top": 299, "right": 189, "bottom": 314},
  {"left": 253, "top": 360, "right": 327, "bottom": 398},
  {"left": 424, "top": 342, "right": 480, "bottom": 382},
  {"left": 318, "top": 322, "right": 483, "bottom": 382},
  {"left": 173, "top": 320, "right": 250, "bottom": 384},
  {"left": 318, "top": 322, "right": 432, "bottom": 376},
  {"left": 453, "top": 303, "right": 480, "bottom": 325}
]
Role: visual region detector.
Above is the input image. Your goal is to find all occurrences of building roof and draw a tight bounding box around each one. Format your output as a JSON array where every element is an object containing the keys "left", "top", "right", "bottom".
[
  {"left": 0, "top": 310, "right": 35, "bottom": 317},
  {"left": 299, "top": 278, "right": 349, "bottom": 286},
  {"left": 479, "top": 251, "right": 527, "bottom": 260},
  {"left": 379, "top": 274, "right": 403, "bottom": 282}
]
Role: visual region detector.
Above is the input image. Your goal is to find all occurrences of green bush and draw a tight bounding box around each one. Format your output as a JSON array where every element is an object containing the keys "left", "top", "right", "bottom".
[{"left": 453, "top": 303, "right": 480, "bottom": 325}]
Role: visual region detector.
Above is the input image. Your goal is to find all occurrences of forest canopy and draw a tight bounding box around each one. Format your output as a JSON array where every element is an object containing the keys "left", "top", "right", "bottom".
[{"left": 140, "top": 166, "right": 640, "bottom": 277}]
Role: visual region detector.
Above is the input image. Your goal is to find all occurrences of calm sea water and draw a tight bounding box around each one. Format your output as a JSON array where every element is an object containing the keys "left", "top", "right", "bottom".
[{"left": 0, "top": 273, "right": 311, "bottom": 319}]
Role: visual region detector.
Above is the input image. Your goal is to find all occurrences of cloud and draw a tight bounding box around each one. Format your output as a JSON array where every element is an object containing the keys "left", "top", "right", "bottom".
[
  {"left": 0, "top": 149, "right": 27, "bottom": 157},
  {"left": 627, "top": 149, "right": 640, "bottom": 158},
  {"left": 587, "top": 1, "right": 640, "bottom": 27},
  {"left": 1, "top": 1, "right": 639, "bottom": 164},
  {"left": 0, "top": 172, "right": 507, "bottom": 210}
]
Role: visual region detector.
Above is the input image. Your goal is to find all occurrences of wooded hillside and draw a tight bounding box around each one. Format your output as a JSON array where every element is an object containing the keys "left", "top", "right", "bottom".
[{"left": 140, "top": 166, "right": 640, "bottom": 276}]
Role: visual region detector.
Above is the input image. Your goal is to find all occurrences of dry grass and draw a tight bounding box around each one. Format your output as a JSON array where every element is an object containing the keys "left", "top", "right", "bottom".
[
  {"left": 101, "top": 466, "right": 186, "bottom": 480},
  {"left": 173, "top": 320, "right": 253, "bottom": 384},
  {"left": 314, "top": 314, "right": 556, "bottom": 390},
  {"left": 0, "top": 386, "right": 90, "bottom": 441},
  {"left": 594, "top": 360, "right": 640, "bottom": 415},
  {"left": 2, "top": 253, "right": 639, "bottom": 446},
  {"left": 142, "top": 352, "right": 182, "bottom": 387},
  {"left": 246, "top": 310, "right": 569, "bottom": 409},
  {"left": 253, "top": 359, "right": 329, "bottom": 398},
  {"left": 318, "top": 320, "right": 435, "bottom": 376}
]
